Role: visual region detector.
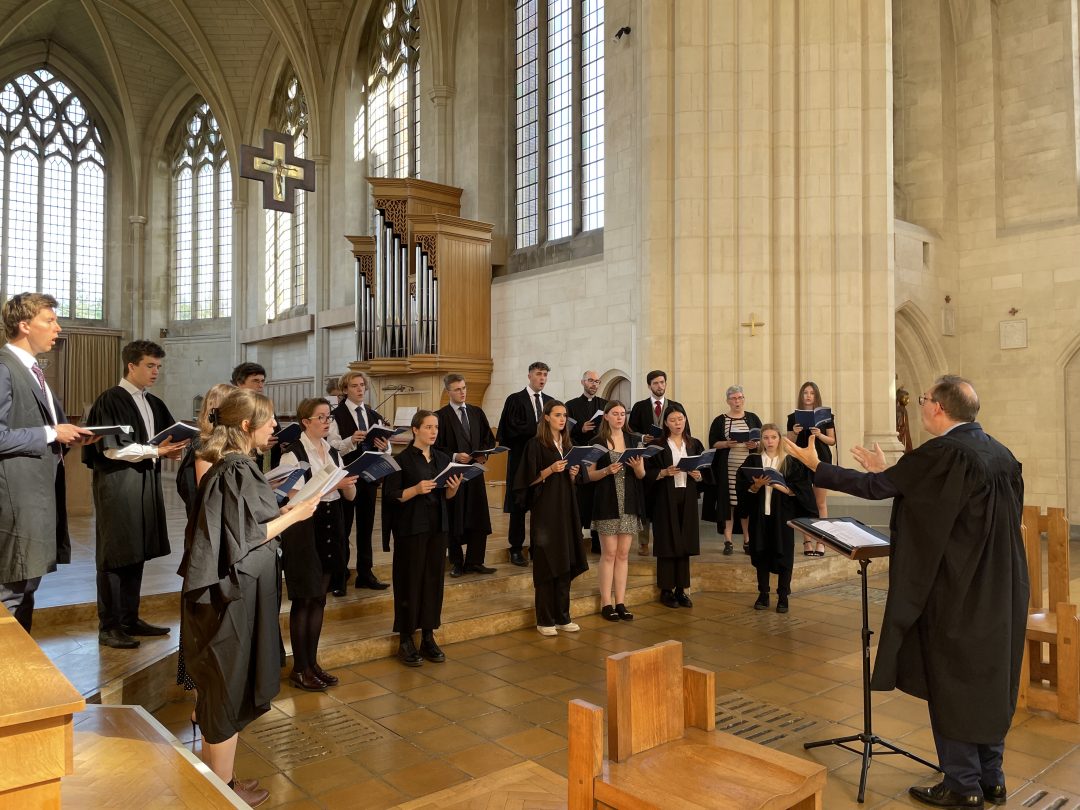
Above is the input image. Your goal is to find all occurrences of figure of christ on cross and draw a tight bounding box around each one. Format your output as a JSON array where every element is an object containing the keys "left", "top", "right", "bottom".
[{"left": 239, "top": 129, "right": 316, "bottom": 214}]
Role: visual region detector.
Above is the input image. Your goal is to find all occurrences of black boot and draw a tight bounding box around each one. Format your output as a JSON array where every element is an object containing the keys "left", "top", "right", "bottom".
[
  {"left": 419, "top": 631, "right": 446, "bottom": 663},
  {"left": 660, "top": 590, "right": 679, "bottom": 608},
  {"left": 675, "top": 589, "right": 693, "bottom": 608},
  {"left": 398, "top": 633, "right": 423, "bottom": 667},
  {"left": 776, "top": 595, "right": 789, "bottom": 614},
  {"left": 754, "top": 592, "right": 769, "bottom": 610}
]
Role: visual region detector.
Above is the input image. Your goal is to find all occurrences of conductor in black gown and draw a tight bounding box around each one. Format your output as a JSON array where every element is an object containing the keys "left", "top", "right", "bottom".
[
  {"left": 785, "top": 375, "right": 1028, "bottom": 809},
  {"left": 564, "top": 370, "right": 606, "bottom": 554}
]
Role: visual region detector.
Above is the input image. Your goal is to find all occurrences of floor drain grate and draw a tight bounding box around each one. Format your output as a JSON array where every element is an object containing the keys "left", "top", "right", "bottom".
[
  {"left": 714, "top": 692, "right": 826, "bottom": 747},
  {"left": 243, "top": 705, "right": 396, "bottom": 770},
  {"left": 815, "top": 582, "right": 889, "bottom": 606},
  {"left": 1011, "top": 784, "right": 1080, "bottom": 810},
  {"left": 721, "top": 612, "right": 813, "bottom": 633}
]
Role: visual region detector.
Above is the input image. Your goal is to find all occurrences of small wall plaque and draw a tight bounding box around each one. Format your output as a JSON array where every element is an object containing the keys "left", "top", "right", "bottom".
[{"left": 999, "top": 319, "right": 1027, "bottom": 350}]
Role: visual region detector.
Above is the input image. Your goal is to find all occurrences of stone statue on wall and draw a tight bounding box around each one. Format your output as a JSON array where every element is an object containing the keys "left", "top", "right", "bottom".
[{"left": 896, "top": 386, "right": 914, "bottom": 453}]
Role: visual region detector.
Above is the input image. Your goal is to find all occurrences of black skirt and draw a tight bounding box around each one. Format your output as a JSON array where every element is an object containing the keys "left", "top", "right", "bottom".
[{"left": 281, "top": 500, "right": 345, "bottom": 599}]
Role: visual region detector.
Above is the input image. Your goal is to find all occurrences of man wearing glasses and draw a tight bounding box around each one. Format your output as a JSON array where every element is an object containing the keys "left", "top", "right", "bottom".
[
  {"left": 786, "top": 375, "right": 1028, "bottom": 809},
  {"left": 565, "top": 371, "right": 607, "bottom": 554}
]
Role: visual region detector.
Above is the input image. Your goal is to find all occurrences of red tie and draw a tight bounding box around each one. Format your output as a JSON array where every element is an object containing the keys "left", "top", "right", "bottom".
[
  {"left": 31, "top": 363, "right": 47, "bottom": 393},
  {"left": 653, "top": 400, "right": 661, "bottom": 420}
]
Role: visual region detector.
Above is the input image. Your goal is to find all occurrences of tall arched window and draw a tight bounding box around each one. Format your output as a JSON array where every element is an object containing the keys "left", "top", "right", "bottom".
[
  {"left": 354, "top": 0, "right": 420, "bottom": 179},
  {"left": 514, "top": 0, "right": 604, "bottom": 249},
  {"left": 171, "top": 101, "right": 231, "bottom": 320},
  {"left": 0, "top": 68, "right": 105, "bottom": 318},
  {"left": 265, "top": 71, "right": 307, "bottom": 321}
]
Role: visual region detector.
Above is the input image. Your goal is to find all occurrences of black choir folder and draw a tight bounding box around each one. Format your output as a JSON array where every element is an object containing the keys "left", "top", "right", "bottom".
[
  {"left": 149, "top": 421, "right": 198, "bottom": 446},
  {"left": 739, "top": 466, "right": 787, "bottom": 487},
  {"left": 85, "top": 425, "right": 132, "bottom": 437},
  {"left": 433, "top": 462, "right": 485, "bottom": 488},
  {"left": 362, "top": 424, "right": 408, "bottom": 451},
  {"left": 344, "top": 451, "right": 401, "bottom": 484},
  {"left": 563, "top": 444, "right": 608, "bottom": 468},
  {"left": 616, "top": 445, "right": 663, "bottom": 464},
  {"left": 273, "top": 423, "right": 302, "bottom": 444},
  {"left": 788, "top": 517, "right": 891, "bottom": 559},
  {"left": 792, "top": 407, "right": 833, "bottom": 430},
  {"left": 728, "top": 427, "right": 761, "bottom": 443},
  {"left": 676, "top": 449, "right": 715, "bottom": 472}
]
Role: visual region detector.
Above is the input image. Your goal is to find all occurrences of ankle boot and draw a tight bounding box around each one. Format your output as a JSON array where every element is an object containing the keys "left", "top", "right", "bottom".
[
  {"left": 419, "top": 631, "right": 446, "bottom": 663},
  {"left": 660, "top": 589, "right": 679, "bottom": 608},
  {"left": 754, "top": 592, "right": 769, "bottom": 610},
  {"left": 398, "top": 633, "right": 423, "bottom": 666}
]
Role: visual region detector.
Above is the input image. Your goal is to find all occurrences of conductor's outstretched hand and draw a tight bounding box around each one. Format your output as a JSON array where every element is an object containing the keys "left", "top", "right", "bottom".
[
  {"left": 851, "top": 443, "right": 887, "bottom": 473},
  {"left": 782, "top": 436, "right": 820, "bottom": 471}
]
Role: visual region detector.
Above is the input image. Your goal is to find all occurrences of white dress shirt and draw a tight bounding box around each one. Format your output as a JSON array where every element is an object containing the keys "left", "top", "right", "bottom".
[
  {"left": 667, "top": 437, "right": 688, "bottom": 488},
  {"left": 280, "top": 432, "right": 342, "bottom": 503},
  {"left": 328, "top": 399, "right": 385, "bottom": 455},
  {"left": 762, "top": 452, "right": 781, "bottom": 516},
  {"left": 104, "top": 378, "right": 160, "bottom": 463},
  {"left": 4, "top": 343, "right": 57, "bottom": 444}
]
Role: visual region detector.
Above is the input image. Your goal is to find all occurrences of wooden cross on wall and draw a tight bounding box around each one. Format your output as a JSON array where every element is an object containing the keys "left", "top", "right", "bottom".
[{"left": 239, "top": 129, "right": 315, "bottom": 213}]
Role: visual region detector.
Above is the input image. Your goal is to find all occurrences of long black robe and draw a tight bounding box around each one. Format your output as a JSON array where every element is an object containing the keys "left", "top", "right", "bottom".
[
  {"left": 177, "top": 454, "right": 282, "bottom": 744},
  {"left": 645, "top": 438, "right": 704, "bottom": 559},
  {"left": 704, "top": 411, "right": 763, "bottom": 525},
  {"left": 496, "top": 389, "right": 553, "bottom": 512},
  {"left": 737, "top": 454, "right": 816, "bottom": 575},
  {"left": 512, "top": 438, "right": 588, "bottom": 586},
  {"left": 434, "top": 403, "right": 493, "bottom": 536},
  {"left": 82, "top": 385, "right": 174, "bottom": 570},
  {"left": 589, "top": 430, "right": 648, "bottom": 523},
  {"left": 814, "top": 422, "right": 1028, "bottom": 743}
]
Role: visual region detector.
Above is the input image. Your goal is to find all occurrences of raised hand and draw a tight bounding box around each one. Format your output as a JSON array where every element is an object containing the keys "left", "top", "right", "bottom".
[{"left": 851, "top": 442, "right": 887, "bottom": 473}]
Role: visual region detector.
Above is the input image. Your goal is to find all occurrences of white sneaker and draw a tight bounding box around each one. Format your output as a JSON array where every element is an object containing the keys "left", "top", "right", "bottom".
[
  {"left": 556, "top": 622, "right": 580, "bottom": 632},
  {"left": 536, "top": 625, "right": 558, "bottom": 636}
]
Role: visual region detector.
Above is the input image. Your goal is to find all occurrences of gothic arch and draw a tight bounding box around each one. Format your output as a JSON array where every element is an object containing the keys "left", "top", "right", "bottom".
[{"left": 895, "top": 300, "right": 948, "bottom": 448}]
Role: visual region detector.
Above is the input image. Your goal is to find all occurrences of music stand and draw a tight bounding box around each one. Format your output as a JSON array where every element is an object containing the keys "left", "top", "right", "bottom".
[{"left": 790, "top": 518, "right": 940, "bottom": 803}]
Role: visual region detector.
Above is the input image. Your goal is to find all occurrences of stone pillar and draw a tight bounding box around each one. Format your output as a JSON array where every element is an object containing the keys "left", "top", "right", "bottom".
[
  {"left": 231, "top": 199, "right": 247, "bottom": 365},
  {"left": 128, "top": 215, "right": 147, "bottom": 339},
  {"left": 311, "top": 156, "right": 331, "bottom": 394},
  {"left": 428, "top": 85, "right": 455, "bottom": 184}
]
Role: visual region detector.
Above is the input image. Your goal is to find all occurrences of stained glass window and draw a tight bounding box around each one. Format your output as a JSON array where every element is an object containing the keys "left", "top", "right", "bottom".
[{"left": 0, "top": 68, "right": 105, "bottom": 318}]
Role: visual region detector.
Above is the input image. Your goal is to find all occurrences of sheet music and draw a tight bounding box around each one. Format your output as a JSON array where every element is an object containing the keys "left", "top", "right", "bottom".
[{"left": 813, "top": 519, "right": 889, "bottom": 547}]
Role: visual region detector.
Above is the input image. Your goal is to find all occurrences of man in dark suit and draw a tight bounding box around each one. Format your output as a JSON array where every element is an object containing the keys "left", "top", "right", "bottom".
[
  {"left": 496, "top": 361, "right": 554, "bottom": 566},
  {"left": 84, "top": 340, "right": 188, "bottom": 648},
  {"left": 628, "top": 369, "right": 689, "bottom": 441},
  {"left": 787, "top": 376, "right": 1027, "bottom": 809},
  {"left": 328, "top": 371, "right": 390, "bottom": 591},
  {"left": 435, "top": 374, "right": 496, "bottom": 577},
  {"left": 0, "top": 293, "right": 94, "bottom": 632},
  {"left": 565, "top": 370, "right": 607, "bottom": 554}
]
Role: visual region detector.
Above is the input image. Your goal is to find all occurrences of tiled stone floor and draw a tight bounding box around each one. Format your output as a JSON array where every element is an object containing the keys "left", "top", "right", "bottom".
[{"left": 150, "top": 572, "right": 1080, "bottom": 810}]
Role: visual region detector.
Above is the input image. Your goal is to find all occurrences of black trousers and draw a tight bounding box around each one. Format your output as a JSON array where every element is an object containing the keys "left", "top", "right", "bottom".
[
  {"left": 0, "top": 576, "right": 42, "bottom": 632},
  {"left": 534, "top": 572, "right": 572, "bottom": 627},
  {"left": 339, "top": 480, "right": 378, "bottom": 586},
  {"left": 508, "top": 503, "right": 527, "bottom": 552},
  {"left": 657, "top": 557, "right": 691, "bottom": 590},
  {"left": 755, "top": 563, "right": 791, "bottom": 597},
  {"left": 392, "top": 531, "right": 448, "bottom": 634},
  {"left": 448, "top": 529, "right": 488, "bottom": 567},
  {"left": 932, "top": 719, "right": 1005, "bottom": 794},
  {"left": 97, "top": 561, "right": 145, "bottom": 631}
]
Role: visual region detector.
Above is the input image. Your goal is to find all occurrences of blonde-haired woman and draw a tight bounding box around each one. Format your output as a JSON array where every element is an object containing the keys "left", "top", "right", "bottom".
[{"left": 179, "top": 388, "right": 318, "bottom": 807}]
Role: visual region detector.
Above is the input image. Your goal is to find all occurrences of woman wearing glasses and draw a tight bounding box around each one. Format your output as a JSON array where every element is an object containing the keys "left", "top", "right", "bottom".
[
  {"left": 708, "top": 385, "right": 762, "bottom": 555},
  {"left": 278, "top": 398, "right": 358, "bottom": 690}
]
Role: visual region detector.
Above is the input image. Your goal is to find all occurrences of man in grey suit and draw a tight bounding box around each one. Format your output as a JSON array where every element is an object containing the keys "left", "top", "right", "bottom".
[{"left": 0, "top": 293, "right": 94, "bottom": 631}]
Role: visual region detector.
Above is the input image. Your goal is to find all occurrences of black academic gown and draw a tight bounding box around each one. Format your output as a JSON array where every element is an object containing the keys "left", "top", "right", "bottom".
[
  {"left": 646, "top": 438, "right": 704, "bottom": 560},
  {"left": 589, "top": 431, "right": 648, "bottom": 523},
  {"left": 628, "top": 398, "right": 690, "bottom": 439},
  {"left": 565, "top": 395, "right": 606, "bottom": 530},
  {"left": 177, "top": 454, "right": 282, "bottom": 744},
  {"left": 83, "top": 386, "right": 175, "bottom": 570},
  {"left": 512, "top": 438, "right": 589, "bottom": 586},
  {"left": 496, "top": 389, "right": 554, "bottom": 512},
  {"left": 434, "top": 403, "right": 493, "bottom": 536},
  {"left": 737, "top": 454, "right": 816, "bottom": 575},
  {"left": 705, "top": 411, "right": 763, "bottom": 525},
  {"left": 814, "top": 422, "right": 1028, "bottom": 744}
]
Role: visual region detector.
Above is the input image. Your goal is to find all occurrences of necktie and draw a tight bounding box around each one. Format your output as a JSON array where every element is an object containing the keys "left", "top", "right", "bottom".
[
  {"left": 459, "top": 405, "right": 470, "bottom": 432},
  {"left": 653, "top": 400, "right": 662, "bottom": 421},
  {"left": 533, "top": 392, "right": 542, "bottom": 422},
  {"left": 356, "top": 405, "right": 367, "bottom": 431},
  {"left": 31, "top": 363, "right": 46, "bottom": 394}
]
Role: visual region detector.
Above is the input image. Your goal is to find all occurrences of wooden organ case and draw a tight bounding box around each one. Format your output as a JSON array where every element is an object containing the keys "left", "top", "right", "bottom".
[{"left": 345, "top": 178, "right": 494, "bottom": 416}]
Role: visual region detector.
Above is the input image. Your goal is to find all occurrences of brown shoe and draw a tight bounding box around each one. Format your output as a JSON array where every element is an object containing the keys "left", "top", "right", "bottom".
[
  {"left": 232, "top": 776, "right": 259, "bottom": 792},
  {"left": 312, "top": 665, "right": 339, "bottom": 685},
  {"left": 232, "top": 781, "right": 269, "bottom": 807},
  {"left": 288, "top": 670, "right": 327, "bottom": 691}
]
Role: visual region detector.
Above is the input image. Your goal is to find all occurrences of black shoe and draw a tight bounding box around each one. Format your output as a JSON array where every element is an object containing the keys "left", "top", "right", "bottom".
[
  {"left": 289, "top": 670, "right": 328, "bottom": 691},
  {"left": 909, "top": 782, "right": 984, "bottom": 808},
  {"left": 776, "top": 596, "right": 789, "bottom": 614},
  {"left": 465, "top": 564, "right": 496, "bottom": 574},
  {"left": 355, "top": 573, "right": 390, "bottom": 590},
  {"left": 419, "top": 633, "right": 446, "bottom": 663},
  {"left": 509, "top": 550, "right": 528, "bottom": 567},
  {"left": 723, "top": 541, "right": 734, "bottom": 555},
  {"left": 121, "top": 619, "right": 169, "bottom": 636},
  {"left": 99, "top": 628, "right": 140, "bottom": 649},
  {"left": 754, "top": 593, "right": 769, "bottom": 610},
  {"left": 675, "top": 590, "right": 693, "bottom": 608},
  {"left": 601, "top": 605, "right": 620, "bottom": 621},
  {"left": 615, "top": 603, "right": 634, "bottom": 621},
  {"left": 660, "top": 590, "right": 679, "bottom": 608},
  {"left": 331, "top": 588, "right": 347, "bottom": 597},
  {"left": 981, "top": 785, "right": 1006, "bottom": 806},
  {"left": 449, "top": 564, "right": 464, "bottom": 578},
  {"left": 398, "top": 634, "right": 423, "bottom": 667}
]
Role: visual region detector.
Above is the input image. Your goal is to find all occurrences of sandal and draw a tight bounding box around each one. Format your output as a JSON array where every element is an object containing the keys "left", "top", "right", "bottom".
[
  {"left": 815, "top": 544, "right": 826, "bottom": 557},
  {"left": 803, "top": 540, "right": 815, "bottom": 556},
  {"left": 723, "top": 541, "right": 734, "bottom": 556}
]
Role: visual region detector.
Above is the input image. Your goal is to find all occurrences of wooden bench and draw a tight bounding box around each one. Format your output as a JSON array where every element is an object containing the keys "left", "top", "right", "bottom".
[
  {"left": 1017, "top": 505, "right": 1079, "bottom": 723},
  {"left": 568, "top": 640, "right": 826, "bottom": 809},
  {"left": 0, "top": 604, "right": 85, "bottom": 806}
]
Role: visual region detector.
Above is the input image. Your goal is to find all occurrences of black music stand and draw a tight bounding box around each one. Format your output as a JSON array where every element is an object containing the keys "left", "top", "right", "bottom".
[{"left": 790, "top": 518, "right": 940, "bottom": 803}]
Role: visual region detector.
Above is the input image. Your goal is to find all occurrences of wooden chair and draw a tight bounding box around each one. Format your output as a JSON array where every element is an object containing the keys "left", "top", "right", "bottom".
[
  {"left": 1017, "top": 505, "right": 1079, "bottom": 722},
  {"left": 568, "top": 640, "right": 826, "bottom": 810}
]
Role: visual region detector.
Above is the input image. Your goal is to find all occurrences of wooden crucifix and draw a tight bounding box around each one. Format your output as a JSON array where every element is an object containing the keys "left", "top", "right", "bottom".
[
  {"left": 239, "top": 129, "right": 315, "bottom": 213},
  {"left": 740, "top": 313, "right": 765, "bottom": 337}
]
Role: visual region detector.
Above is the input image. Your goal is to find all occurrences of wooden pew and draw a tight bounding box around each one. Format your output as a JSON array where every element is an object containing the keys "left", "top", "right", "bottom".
[
  {"left": 1017, "top": 505, "right": 1079, "bottom": 723},
  {"left": 568, "top": 640, "right": 825, "bottom": 809},
  {"left": 0, "top": 604, "right": 85, "bottom": 806}
]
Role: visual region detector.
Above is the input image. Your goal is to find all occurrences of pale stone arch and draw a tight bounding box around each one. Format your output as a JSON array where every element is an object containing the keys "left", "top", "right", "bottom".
[
  {"left": 601, "top": 370, "right": 631, "bottom": 406},
  {"left": 894, "top": 301, "right": 948, "bottom": 448},
  {"left": 1057, "top": 334, "right": 1080, "bottom": 522}
]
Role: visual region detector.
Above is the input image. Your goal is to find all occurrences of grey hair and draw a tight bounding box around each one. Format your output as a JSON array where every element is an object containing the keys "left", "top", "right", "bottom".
[{"left": 725, "top": 385, "right": 744, "bottom": 399}]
